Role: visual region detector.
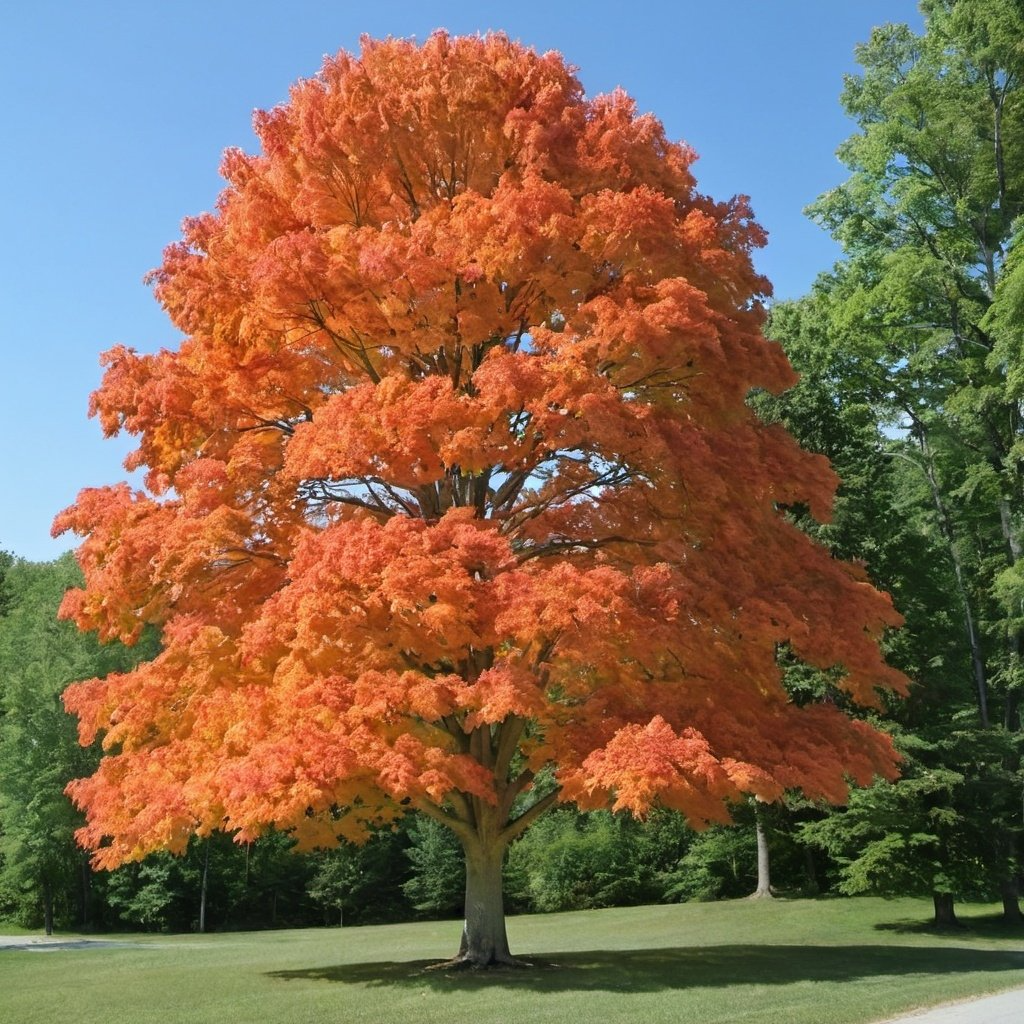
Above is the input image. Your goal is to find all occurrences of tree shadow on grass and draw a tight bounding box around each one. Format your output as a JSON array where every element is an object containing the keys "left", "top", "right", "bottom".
[
  {"left": 267, "top": 944, "right": 1024, "bottom": 993},
  {"left": 875, "top": 916, "right": 1024, "bottom": 940}
]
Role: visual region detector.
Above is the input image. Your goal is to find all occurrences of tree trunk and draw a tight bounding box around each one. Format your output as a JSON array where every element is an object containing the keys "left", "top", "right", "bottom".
[
  {"left": 80, "top": 855, "right": 91, "bottom": 929},
  {"left": 198, "top": 839, "right": 210, "bottom": 934},
  {"left": 1000, "top": 878, "right": 1022, "bottom": 924},
  {"left": 998, "top": 834, "right": 1022, "bottom": 924},
  {"left": 919, "top": 441, "right": 990, "bottom": 728},
  {"left": 42, "top": 880, "right": 53, "bottom": 937},
  {"left": 932, "top": 892, "right": 958, "bottom": 927},
  {"left": 457, "top": 840, "right": 513, "bottom": 966},
  {"left": 802, "top": 845, "right": 820, "bottom": 896},
  {"left": 417, "top": 720, "right": 562, "bottom": 966},
  {"left": 750, "top": 803, "right": 773, "bottom": 899}
]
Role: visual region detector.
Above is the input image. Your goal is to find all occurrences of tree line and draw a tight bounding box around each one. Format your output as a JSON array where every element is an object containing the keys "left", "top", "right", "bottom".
[
  {"left": 2, "top": 0, "right": 1023, "bottom": 939},
  {"left": 762, "top": 0, "right": 1024, "bottom": 927}
]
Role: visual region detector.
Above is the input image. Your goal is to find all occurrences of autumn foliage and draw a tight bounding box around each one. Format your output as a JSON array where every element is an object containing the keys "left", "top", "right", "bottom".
[{"left": 55, "top": 33, "right": 903, "bottom": 960}]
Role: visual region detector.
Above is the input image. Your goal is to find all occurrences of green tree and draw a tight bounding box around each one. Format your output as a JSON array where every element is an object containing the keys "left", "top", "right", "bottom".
[
  {"left": 0, "top": 555, "right": 157, "bottom": 932},
  {"left": 504, "top": 808, "right": 695, "bottom": 913},
  {"left": 765, "top": 0, "right": 1024, "bottom": 922},
  {"left": 103, "top": 833, "right": 251, "bottom": 932},
  {"left": 503, "top": 810, "right": 644, "bottom": 913},
  {"left": 403, "top": 816, "right": 465, "bottom": 918},
  {"left": 0, "top": 548, "right": 13, "bottom": 620},
  {"left": 801, "top": 722, "right": 1022, "bottom": 925},
  {"left": 307, "top": 846, "right": 365, "bottom": 927},
  {"left": 308, "top": 828, "right": 411, "bottom": 926},
  {"left": 765, "top": 289, "right": 1024, "bottom": 924}
]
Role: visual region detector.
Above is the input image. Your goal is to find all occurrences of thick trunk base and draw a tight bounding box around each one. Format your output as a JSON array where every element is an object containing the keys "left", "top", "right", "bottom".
[
  {"left": 427, "top": 954, "right": 532, "bottom": 972},
  {"left": 457, "top": 840, "right": 513, "bottom": 966},
  {"left": 1000, "top": 886, "right": 1022, "bottom": 925},
  {"left": 998, "top": 855, "right": 1022, "bottom": 924},
  {"left": 1001, "top": 898, "right": 1023, "bottom": 925},
  {"left": 932, "top": 892, "right": 960, "bottom": 928}
]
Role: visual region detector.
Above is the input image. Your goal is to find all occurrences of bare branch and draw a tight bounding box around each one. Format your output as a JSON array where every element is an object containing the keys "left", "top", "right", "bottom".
[{"left": 515, "top": 534, "right": 651, "bottom": 564}]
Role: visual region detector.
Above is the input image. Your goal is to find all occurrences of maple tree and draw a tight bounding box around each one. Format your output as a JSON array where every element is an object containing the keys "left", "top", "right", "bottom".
[{"left": 54, "top": 33, "right": 905, "bottom": 964}]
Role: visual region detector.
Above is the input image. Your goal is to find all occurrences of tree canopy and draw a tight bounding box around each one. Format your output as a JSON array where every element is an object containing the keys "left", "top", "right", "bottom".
[{"left": 54, "top": 33, "right": 904, "bottom": 963}]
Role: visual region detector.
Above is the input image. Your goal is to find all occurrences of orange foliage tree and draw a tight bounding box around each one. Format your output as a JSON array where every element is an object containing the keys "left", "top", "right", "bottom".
[{"left": 55, "top": 33, "right": 904, "bottom": 964}]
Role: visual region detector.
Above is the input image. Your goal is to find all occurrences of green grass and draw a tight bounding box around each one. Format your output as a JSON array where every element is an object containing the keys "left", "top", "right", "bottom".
[{"left": 2, "top": 898, "right": 1023, "bottom": 1024}]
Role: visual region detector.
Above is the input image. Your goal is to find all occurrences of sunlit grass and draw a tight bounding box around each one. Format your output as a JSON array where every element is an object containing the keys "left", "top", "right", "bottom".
[{"left": 2, "top": 898, "right": 1023, "bottom": 1024}]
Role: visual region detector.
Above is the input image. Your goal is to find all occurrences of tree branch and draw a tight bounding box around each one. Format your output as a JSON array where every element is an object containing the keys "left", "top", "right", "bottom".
[{"left": 501, "top": 787, "right": 562, "bottom": 843}]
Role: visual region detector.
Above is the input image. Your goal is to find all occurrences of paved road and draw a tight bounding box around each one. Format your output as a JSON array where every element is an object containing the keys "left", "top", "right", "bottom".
[{"left": 878, "top": 987, "right": 1024, "bottom": 1024}]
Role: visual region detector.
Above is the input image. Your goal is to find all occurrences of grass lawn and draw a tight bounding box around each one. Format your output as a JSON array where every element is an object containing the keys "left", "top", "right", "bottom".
[{"left": 2, "top": 898, "right": 1023, "bottom": 1024}]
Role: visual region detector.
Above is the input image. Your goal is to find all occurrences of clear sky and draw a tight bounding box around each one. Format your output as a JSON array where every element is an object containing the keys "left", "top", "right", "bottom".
[{"left": 1, "top": 0, "right": 922, "bottom": 563}]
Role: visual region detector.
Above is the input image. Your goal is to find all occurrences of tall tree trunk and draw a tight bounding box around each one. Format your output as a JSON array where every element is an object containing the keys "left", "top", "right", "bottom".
[
  {"left": 999, "top": 878, "right": 1022, "bottom": 924},
  {"left": 900, "top": 437, "right": 990, "bottom": 727},
  {"left": 80, "top": 855, "right": 91, "bottom": 929},
  {"left": 999, "top": 834, "right": 1022, "bottom": 924},
  {"left": 42, "top": 879, "right": 53, "bottom": 937},
  {"left": 932, "top": 892, "right": 958, "bottom": 927},
  {"left": 989, "top": 77, "right": 1008, "bottom": 228},
  {"left": 198, "top": 839, "right": 210, "bottom": 934},
  {"left": 750, "top": 802, "right": 773, "bottom": 899},
  {"left": 457, "top": 838, "right": 512, "bottom": 965},
  {"left": 1005, "top": 689, "right": 1021, "bottom": 733},
  {"left": 802, "top": 845, "right": 820, "bottom": 896}
]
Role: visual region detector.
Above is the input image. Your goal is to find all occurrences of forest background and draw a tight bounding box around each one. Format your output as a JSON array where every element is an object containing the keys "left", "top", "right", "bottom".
[{"left": 3, "top": 0, "right": 1024, "bottom": 937}]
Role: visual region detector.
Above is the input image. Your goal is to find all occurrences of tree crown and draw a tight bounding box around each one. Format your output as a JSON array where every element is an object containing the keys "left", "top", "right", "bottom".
[{"left": 55, "top": 33, "right": 904, "bottom": 868}]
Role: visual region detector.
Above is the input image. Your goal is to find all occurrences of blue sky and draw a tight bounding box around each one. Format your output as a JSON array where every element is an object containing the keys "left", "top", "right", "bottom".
[{"left": 1, "top": 1, "right": 922, "bottom": 562}]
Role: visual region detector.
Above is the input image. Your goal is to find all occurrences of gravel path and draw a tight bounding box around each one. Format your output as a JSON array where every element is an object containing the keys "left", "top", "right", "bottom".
[
  {"left": 877, "top": 987, "right": 1024, "bottom": 1024},
  {"left": 0, "top": 935, "right": 154, "bottom": 951}
]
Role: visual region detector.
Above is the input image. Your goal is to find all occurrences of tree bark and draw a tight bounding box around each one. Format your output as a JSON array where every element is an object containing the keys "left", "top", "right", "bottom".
[
  {"left": 750, "top": 802, "right": 773, "bottom": 899},
  {"left": 932, "top": 892, "right": 958, "bottom": 927},
  {"left": 802, "top": 846, "right": 820, "bottom": 896},
  {"left": 42, "top": 880, "right": 53, "bottom": 937},
  {"left": 80, "top": 855, "right": 91, "bottom": 929},
  {"left": 1000, "top": 879, "right": 1022, "bottom": 924},
  {"left": 416, "top": 721, "right": 562, "bottom": 966},
  {"left": 457, "top": 839, "right": 513, "bottom": 965},
  {"left": 198, "top": 839, "right": 210, "bottom": 934},
  {"left": 999, "top": 834, "right": 1022, "bottom": 924}
]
